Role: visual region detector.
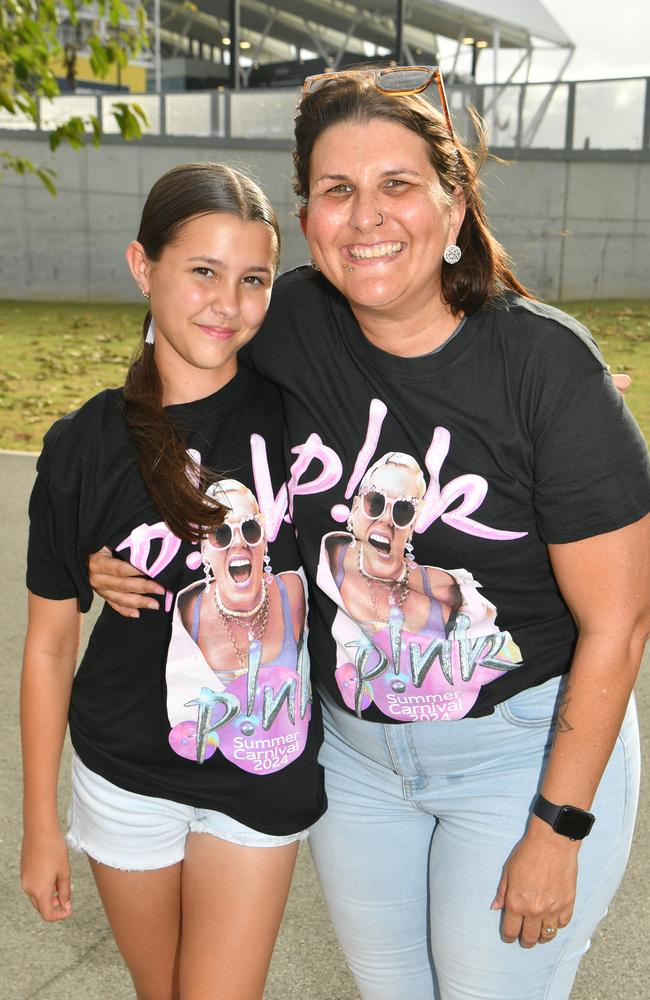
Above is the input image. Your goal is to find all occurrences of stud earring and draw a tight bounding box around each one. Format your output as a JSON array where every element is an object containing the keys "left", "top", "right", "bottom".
[
  {"left": 443, "top": 244, "right": 462, "bottom": 265},
  {"left": 310, "top": 259, "right": 320, "bottom": 271}
]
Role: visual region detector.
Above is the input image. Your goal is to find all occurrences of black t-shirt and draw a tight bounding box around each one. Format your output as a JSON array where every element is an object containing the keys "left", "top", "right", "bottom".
[
  {"left": 27, "top": 367, "right": 325, "bottom": 835},
  {"left": 247, "top": 268, "right": 650, "bottom": 724}
]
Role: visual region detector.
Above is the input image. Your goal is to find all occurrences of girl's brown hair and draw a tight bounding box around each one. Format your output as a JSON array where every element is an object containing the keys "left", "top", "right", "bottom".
[
  {"left": 123, "top": 162, "right": 280, "bottom": 542},
  {"left": 293, "top": 74, "right": 531, "bottom": 316}
]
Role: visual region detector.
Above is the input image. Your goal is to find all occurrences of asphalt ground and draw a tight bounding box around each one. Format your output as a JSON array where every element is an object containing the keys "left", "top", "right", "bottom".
[{"left": 2, "top": 450, "right": 648, "bottom": 1000}]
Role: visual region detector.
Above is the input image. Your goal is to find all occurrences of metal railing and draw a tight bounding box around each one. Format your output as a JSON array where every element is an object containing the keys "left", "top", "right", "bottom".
[{"left": 2, "top": 77, "right": 648, "bottom": 151}]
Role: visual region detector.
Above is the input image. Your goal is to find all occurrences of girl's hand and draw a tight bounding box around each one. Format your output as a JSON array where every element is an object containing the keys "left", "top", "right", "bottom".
[
  {"left": 88, "top": 546, "right": 164, "bottom": 618},
  {"left": 491, "top": 818, "right": 579, "bottom": 947},
  {"left": 21, "top": 830, "right": 73, "bottom": 922}
]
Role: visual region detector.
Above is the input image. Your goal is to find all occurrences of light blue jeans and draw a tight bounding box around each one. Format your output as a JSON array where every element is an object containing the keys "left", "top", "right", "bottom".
[{"left": 309, "top": 676, "right": 640, "bottom": 1000}]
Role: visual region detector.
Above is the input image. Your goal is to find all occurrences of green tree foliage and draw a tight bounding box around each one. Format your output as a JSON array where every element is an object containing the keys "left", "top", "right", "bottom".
[{"left": 0, "top": 0, "right": 149, "bottom": 193}]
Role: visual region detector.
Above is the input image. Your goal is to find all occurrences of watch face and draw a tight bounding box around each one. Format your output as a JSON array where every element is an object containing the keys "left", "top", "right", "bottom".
[{"left": 555, "top": 807, "right": 595, "bottom": 840}]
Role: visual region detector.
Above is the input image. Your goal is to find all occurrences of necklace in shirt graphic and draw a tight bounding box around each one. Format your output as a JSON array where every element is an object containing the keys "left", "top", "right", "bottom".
[
  {"left": 166, "top": 480, "right": 310, "bottom": 773},
  {"left": 316, "top": 453, "right": 522, "bottom": 721}
]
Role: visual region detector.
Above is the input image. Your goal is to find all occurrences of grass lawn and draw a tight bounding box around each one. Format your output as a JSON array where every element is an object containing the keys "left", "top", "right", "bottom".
[{"left": 0, "top": 298, "right": 648, "bottom": 452}]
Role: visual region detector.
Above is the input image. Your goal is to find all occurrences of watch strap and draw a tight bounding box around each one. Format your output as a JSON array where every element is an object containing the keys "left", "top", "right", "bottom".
[{"left": 532, "top": 794, "right": 595, "bottom": 840}]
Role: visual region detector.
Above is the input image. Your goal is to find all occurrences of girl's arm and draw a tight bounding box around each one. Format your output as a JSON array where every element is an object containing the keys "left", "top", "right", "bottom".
[
  {"left": 21, "top": 592, "right": 82, "bottom": 922},
  {"left": 492, "top": 512, "right": 650, "bottom": 946}
]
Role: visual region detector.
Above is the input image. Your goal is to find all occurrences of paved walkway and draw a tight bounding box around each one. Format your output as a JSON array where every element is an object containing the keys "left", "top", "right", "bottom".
[{"left": 1, "top": 451, "right": 648, "bottom": 999}]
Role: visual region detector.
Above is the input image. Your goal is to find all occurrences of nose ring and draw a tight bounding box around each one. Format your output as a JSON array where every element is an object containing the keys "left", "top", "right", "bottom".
[{"left": 375, "top": 211, "right": 384, "bottom": 227}]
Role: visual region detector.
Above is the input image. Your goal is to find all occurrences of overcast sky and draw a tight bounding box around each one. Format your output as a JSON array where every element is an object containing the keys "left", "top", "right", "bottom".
[
  {"left": 542, "top": 0, "right": 649, "bottom": 79},
  {"left": 444, "top": 0, "right": 649, "bottom": 82}
]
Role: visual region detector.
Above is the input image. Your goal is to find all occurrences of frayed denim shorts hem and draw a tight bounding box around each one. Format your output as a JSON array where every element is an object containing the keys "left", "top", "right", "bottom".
[{"left": 67, "top": 753, "right": 309, "bottom": 872}]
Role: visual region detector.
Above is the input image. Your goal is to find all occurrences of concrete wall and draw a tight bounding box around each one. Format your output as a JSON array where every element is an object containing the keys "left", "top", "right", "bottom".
[
  {"left": 1, "top": 134, "right": 648, "bottom": 302},
  {"left": 481, "top": 156, "right": 650, "bottom": 301}
]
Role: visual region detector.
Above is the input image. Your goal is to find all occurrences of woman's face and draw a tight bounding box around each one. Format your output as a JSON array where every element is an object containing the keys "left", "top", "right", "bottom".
[
  {"left": 128, "top": 213, "right": 276, "bottom": 400},
  {"left": 206, "top": 491, "right": 265, "bottom": 612},
  {"left": 351, "top": 463, "right": 421, "bottom": 580},
  {"left": 301, "top": 118, "right": 464, "bottom": 324}
]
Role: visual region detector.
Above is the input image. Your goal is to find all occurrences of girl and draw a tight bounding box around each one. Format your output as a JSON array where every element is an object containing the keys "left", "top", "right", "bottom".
[{"left": 20, "top": 162, "right": 324, "bottom": 1000}]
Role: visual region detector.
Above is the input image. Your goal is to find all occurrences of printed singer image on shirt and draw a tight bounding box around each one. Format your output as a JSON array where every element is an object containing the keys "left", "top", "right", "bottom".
[
  {"left": 166, "top": 479, "right": 310, "bottom": 773},
  {"left": 316, "top": 453, "right": 523, "bottom": 721}
]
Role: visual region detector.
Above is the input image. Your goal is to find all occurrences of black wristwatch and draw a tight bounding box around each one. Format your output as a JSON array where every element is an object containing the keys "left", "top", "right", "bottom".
[{"left": 532, "top": 794, "right": 595, "bottom": 841}]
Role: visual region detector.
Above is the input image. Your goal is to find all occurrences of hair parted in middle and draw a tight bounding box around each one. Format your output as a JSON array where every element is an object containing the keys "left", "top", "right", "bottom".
[
  {"left": 123, "top": 162, "right": 280, "bottom": 543},
  {"left": 293, "top": 71, "right": 532, "bottom": 316}
]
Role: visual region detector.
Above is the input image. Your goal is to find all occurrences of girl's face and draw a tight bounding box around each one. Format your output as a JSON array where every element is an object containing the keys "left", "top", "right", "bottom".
[
  {"left": 351, "top": 463, "right": 421, "bottom": 580},
  {"left": 301, "top": 118, "right": 464, "bottom": 326},
  {"left": 128, "top": 212, "right": 276, "bottom": 403},
  {"left": 205, "top": 491, "right": 266, "bottom": 613}
]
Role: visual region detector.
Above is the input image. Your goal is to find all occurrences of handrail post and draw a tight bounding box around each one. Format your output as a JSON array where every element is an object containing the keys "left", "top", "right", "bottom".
[
  {"left": 642, "top": 77, "right": 650, "bottom": 150},
  {"left": 564, "top": 81, "right": 576, "bottom": 151}
]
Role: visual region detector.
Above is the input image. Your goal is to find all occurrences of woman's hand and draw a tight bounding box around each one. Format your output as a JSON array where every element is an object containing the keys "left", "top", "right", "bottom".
[
  {"left": 611, "top": 373, "right": 631, "bottom": 394},
  {"left": 491, "top": 817, "right": 579, "bottom": 946},
  {"left": 21, "top": 828, "right": 72, "bottom": 922},
  {"left": 88, "top": 546, "right": 165, "bottom": 618}
]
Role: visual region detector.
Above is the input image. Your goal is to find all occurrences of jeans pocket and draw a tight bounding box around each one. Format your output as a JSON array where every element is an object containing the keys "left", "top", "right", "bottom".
[{"left": 498, "top": 675, "right": 564, "bottom": 728}]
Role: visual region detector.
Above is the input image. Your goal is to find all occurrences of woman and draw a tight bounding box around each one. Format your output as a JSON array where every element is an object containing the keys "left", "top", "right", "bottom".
[
  {"left": 167, "top": 478, "right": 309, "bottom": 772},
  {"left": 20, "top": 162, "right": 324, "bottom": 1000},
  {"left": 89, "top": 67, "right": 650, "bottom": 999}
]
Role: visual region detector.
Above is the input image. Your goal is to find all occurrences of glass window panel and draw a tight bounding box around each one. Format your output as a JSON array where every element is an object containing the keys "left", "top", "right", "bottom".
[
  {"left": 101, "top": 94, "right": 161, "bottom": 134},
  {"left": 0, "top": 106, "right": 36, "bottom": 130},
  {"left": 230, "top": 90, "right": 297, "bottom": 139},
  {"left": 522, "top": 83, "right": 569, "bottom": 149},
  {"left": 574, "top": 79, "right": 645, "bottom": 150},
  {"left": 39, "top": 95, "right": 98, "bottom": 131},
  {"left": 165, "top": 92, "right": 213, "bottom": 136},
  {"left": 481, "top": 85, "right": 522, "bottom": 147}
]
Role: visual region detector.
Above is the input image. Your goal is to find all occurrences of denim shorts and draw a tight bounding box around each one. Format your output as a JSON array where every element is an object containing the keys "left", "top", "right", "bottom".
[{"left": 67, "top": 753, "right": 309, "bottom": 871}]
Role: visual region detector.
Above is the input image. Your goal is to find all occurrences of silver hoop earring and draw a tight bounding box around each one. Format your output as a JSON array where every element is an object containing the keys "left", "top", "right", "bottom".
[
  {"left": 375, "top": 211, "right": 384, "bottom": 227},
  {"left": 443, "top": 244, "right": 462, "bottom": 265}
]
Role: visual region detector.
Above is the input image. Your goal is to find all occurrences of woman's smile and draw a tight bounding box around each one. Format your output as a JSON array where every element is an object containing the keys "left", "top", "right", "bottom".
[{"left": 346, "top": 241, "right": 405, "bottom": 261}]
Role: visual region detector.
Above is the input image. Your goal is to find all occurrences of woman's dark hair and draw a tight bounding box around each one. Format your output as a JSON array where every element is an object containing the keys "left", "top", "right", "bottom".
[
  {"left": 123, "top": 162, "right": 280, "bottom": 542},
  {"left": 293, "top": 74, "right": 531, "bottom": 315}
]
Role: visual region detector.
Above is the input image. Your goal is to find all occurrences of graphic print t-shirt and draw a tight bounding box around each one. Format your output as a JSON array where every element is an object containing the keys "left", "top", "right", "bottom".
[
  {"left": 246, "top": 269, "right": 650, "bottom": 724},
  {"left": 27, "top": 368, "right": 325, "bottom": 835}
]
